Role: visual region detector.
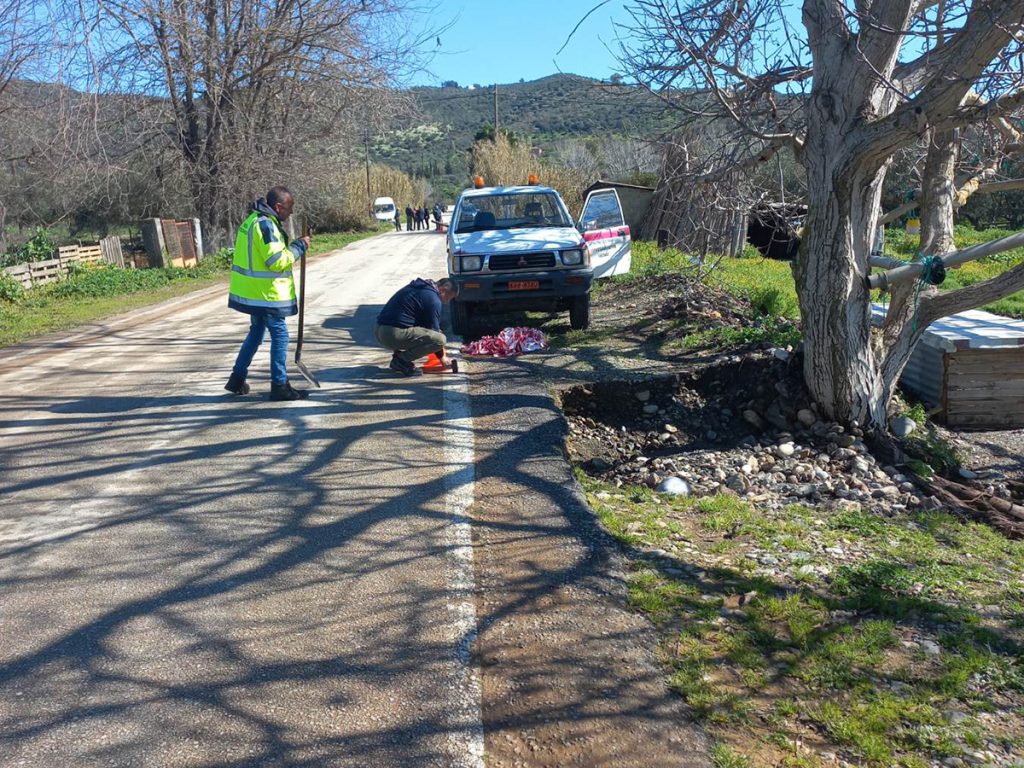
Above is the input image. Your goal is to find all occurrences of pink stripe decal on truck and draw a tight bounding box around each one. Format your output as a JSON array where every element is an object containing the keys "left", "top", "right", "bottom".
[{"left": 583, "top": 225, "right": 630, "bottom": 243}]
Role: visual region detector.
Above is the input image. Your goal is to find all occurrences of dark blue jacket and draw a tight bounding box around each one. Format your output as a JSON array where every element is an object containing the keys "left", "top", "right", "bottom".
[{"left": 377, "top": 278, "right": 442, "bottom": 331}]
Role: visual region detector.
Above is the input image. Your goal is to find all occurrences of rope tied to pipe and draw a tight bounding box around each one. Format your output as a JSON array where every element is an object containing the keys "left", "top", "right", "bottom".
[{"left": 911, "top": 253, "right": 946, "bottom": 332}]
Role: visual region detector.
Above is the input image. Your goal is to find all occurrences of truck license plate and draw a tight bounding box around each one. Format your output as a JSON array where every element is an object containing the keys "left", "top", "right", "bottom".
[{"left": 508, "top": 280, "right": 540, "bottom": 290}]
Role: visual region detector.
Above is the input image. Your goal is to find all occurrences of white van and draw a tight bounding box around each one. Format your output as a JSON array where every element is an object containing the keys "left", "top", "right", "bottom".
[{"left": 372, "top": 197, "right": 397, "bottom": 222}]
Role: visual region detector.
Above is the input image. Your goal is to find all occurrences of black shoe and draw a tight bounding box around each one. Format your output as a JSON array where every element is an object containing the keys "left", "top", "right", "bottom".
[
  {"left": 389, "top": 354, "right": 421, "bottom": 376},
  {"left": 269, "top": 381, "right": 309, "bottom": 401},
  {"left": 225, "top": 373, "right": 250, "bottom": 395}
]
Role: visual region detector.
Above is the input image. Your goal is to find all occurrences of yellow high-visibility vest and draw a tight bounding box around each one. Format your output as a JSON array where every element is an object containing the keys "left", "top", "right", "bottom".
[{"left": 228, "top": 210, "right": 305, "bottom": 316}]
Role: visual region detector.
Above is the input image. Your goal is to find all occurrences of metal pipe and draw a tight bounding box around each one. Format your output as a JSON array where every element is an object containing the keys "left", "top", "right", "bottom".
[
  {"left": 869, "top": 254, "right": 905, "bottom": 270},
  {"left": 868, "top": 230, "right": 1024, "bottom": 291}
]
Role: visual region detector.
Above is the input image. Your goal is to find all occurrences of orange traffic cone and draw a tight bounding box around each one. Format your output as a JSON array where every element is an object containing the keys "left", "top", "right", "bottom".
[
  {"left": 422, "top": 352, "right": 445, "bottom": 373},
  {"left": 422, "top": 352, "right": 459, "bottom": 374}
]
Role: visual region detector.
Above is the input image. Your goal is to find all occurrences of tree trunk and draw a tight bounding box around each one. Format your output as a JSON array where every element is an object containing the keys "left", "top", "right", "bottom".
[
  {"left": 919, "top": 128, "right": 958, "bottom": 255},
  {"left": 795, "top": 79, "right": 891, "bottom": 429}
]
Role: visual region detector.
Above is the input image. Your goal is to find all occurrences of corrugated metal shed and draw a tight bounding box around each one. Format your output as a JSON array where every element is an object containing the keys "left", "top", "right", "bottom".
[{"left": 872, "top": 305, "right": 1024, "bottom": 428}]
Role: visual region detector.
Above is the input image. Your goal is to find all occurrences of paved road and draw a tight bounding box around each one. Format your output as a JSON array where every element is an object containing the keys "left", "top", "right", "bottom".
[
  {"left": 0, "top": 230, "right": 484, "bottom": 767},
  {"left": 0, "top": 227, "right": 713, "bottom": 767}
]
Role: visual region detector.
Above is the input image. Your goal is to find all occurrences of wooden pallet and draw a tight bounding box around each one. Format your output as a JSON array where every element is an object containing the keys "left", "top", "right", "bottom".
[
  {"left": 945, "top": 347, "right": 1024, "bottom": 427},
  {"left": 2, "top": 238, "right": 127, "bottom": 289},
  {"left": 2, "top": 263, "right": 32, "bottom": 289}
]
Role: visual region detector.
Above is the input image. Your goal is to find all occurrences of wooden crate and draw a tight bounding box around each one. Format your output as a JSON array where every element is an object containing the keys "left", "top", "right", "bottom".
[
  {"left": 945, "top": 348, "right": 1024, "bottom": 428},
  {"left": 875, "top": 305, "right": 1024, "bottom": 429},
  {"left": 29, "top": 257, "right": 64, "bottom": 284},
  {"left": 2, "top": 264, "right": 32, "bottom": 289}
]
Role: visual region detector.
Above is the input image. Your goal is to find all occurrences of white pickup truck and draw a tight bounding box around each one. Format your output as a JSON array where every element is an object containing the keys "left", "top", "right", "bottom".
[{"left": 446, "top": 182, "right": 631, "bottom": 335}]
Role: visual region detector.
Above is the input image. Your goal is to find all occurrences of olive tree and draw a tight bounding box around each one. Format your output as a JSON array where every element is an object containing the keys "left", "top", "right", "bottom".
[{"left": 620, "top": 0, "right": 1024, "bottom": 430}]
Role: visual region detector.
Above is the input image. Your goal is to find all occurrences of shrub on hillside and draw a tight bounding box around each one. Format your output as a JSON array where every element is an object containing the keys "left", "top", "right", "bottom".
[
  {"left": 0, "top": 227, "right": 56, "bottom": 268},
  {"left": 0, "top": 272, "right": 23, "bottom": 302}
]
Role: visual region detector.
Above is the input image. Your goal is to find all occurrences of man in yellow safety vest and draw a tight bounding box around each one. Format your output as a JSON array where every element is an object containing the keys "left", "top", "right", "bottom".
[{"left": 224, "top": 185, "right": 311, "bottom": 401}]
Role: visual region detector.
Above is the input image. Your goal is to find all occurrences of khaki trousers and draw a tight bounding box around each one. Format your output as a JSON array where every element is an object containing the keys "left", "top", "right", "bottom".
[{"left": 374, "top": 323, "right": 446, "bottom": 363}]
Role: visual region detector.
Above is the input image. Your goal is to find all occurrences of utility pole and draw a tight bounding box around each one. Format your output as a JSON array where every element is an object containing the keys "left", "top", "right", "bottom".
[
  {"left": 493, "top": 84, "right": 498, "bottom": 135},
  {"left": 363, "top": 131, "right": 372, "bottom": 217}
]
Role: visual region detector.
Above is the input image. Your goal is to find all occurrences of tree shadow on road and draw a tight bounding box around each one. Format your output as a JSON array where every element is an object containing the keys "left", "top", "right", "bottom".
[{"left": 0, "top": 309, "right": 712, "bottom": 766}]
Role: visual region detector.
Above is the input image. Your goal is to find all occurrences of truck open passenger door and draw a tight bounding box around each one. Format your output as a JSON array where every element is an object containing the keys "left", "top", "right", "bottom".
[{"left": 578, "top": 189, "right": 631, "bottom": 278}]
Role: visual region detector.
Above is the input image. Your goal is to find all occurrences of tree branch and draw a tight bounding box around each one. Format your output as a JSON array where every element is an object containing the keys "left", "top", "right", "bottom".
[{"left": 919, "top": 259, "right": 1024, "bottom": 325}]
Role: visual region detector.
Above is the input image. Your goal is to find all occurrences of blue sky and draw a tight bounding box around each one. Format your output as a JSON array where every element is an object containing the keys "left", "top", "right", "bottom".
[{"left": 411, "top": 1, "right": 632, "bottom": 87}]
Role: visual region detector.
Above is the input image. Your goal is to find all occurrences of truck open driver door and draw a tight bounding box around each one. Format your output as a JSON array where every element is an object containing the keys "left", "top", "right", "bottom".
[{"left": 578, "top": 189, "right": 632, "bottom": 278}]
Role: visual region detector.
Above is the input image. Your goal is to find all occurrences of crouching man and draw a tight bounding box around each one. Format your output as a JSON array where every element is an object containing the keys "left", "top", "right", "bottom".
[{"left": 374, "top": 277, "right": 458, "bottom": 376}]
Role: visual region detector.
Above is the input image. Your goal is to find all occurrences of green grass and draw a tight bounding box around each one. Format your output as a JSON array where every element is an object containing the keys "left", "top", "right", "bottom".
[
  {"left": 626, "top": 225, "right": 1024, "bottom": 323},
  {"left": 677, "top": 320, "right": 802, "bottom": 352},
  {"left": 883, "top": 226, "right": 1024, "bottom": 317},
  {"left": 0, "top": 228, "right": 382, "bottom": 347},
  {"left": 579, "top": 474, "right": 1024, "bottom": 767}
]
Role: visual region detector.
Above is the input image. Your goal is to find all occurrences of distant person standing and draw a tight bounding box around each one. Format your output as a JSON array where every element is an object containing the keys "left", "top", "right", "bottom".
[
  {"left": 415, "top": 206, "right": 424, "bottom": 231},
  {"left": 405, "top": 203, "right": 414, "bottom": 231},
  {"left": 224, "top": 185, "right": 310, "bottom": 401},
  {"left": 393, "top": 208, "right": 401, "bottom": 231},
  {"left": 432, "top": 203, "right": 443, "bottom": 231}
]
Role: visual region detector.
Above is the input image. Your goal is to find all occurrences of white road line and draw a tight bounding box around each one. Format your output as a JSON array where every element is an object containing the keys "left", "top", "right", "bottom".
[{"left": 442, "top": 354, "right": 485, "bottom": 767}]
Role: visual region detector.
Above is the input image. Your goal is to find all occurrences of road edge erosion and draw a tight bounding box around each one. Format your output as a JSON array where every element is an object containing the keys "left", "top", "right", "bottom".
[{"left": 463, "top": 356, "right": 712, "bottom": 767}]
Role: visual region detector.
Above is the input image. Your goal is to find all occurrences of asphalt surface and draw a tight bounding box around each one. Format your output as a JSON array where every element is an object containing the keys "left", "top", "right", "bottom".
[
  {"left": 0, "top": 229, "right": 483, "bottom": 767},
  {"left": 0, "top": 227, "right": 711, "bottom": 767}
]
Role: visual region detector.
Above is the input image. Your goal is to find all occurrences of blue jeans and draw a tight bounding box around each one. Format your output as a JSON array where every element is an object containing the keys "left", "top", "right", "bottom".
[{"left": 232, "top": 311, "right": 289, "bottom": 385}]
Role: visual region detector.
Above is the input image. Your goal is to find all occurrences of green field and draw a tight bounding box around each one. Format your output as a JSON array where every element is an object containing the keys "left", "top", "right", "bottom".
[{"left": 624, "top": 225, "right": 1024, "bottom": 320}]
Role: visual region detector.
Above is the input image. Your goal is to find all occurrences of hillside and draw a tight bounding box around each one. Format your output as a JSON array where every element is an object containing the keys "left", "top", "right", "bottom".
[
  {"left": 371, "top": 74, "right": 669, "bottom": 198},
  {"left": 415, "top": 74, "right": 665, "bottom": 145}
]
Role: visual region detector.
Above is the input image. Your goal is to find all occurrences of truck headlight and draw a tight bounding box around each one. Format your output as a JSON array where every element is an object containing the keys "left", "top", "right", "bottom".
[
  {"left": 460, "top": 255, "right": 483, "bottom": 272},
  {"left": 561, "top": 248, "right": 584, "bottom": 266}
]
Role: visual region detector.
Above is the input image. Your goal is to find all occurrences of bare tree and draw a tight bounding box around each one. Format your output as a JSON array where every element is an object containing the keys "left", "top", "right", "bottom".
[
  {"left": 0, "top": 0, "right": 49, "bottom": 253},
  {"left": 619, "top": 0, "right": 1024, "bottom": 430},
  {"left": 73, "top": 0, "right": 433, "bottom": 246}
]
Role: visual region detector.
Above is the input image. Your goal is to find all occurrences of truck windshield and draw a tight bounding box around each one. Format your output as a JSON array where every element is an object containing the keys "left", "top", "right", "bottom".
[{"left": 454, "top": 192, "right": 571, "bottom": 233}]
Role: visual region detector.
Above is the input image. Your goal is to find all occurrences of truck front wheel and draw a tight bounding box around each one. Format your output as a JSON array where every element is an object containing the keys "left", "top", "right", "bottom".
[
  {"left": 569, "top": 294, "right": 591, "bottom": 330},
  {"left": 451, "top": 300, "right": 473, "bottom": 338}
]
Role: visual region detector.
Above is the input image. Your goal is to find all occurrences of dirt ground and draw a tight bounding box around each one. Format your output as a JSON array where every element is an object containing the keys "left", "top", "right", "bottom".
[
  {"left": 473, "top": 273, "right": 1024, "bottom": 767},
  {"left": 522, "top": 274, "right": 1024, "bottom": 483}
]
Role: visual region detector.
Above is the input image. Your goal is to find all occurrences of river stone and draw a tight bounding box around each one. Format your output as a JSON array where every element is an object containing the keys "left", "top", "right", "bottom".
[
  {"left": 742, "top": 409, "right": 766, "bottom": 431},
  {"left": 726, "top": 473, "right": 751, "bottom": 494},
  {"left": 643, "top": 404, "right": 658, "bottom": 415},
  {"left": 796, "top": 408, "right": 817, "bottom": 428},
  {"left": 656, "top": 477, "right": 691, "bottom": 497},
  {"left": 890, "top": 415, "right": 917, "bottom": 437},
  {"left": 775, "top": 441, "right": 796, "bottom": 458},
  {"left": 635, "top": 389, "right": 651, "bottom": 402}
]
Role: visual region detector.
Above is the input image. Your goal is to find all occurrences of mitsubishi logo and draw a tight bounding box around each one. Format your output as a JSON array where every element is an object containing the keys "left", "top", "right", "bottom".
[{"left": 517, "top": 256, "right": 528, "bottom": 267}]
